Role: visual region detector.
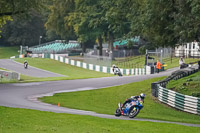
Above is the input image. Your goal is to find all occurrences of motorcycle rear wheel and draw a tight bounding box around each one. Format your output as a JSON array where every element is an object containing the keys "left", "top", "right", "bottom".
[{"left": 129, "top": 106, "right": 140, "bottom": 118}]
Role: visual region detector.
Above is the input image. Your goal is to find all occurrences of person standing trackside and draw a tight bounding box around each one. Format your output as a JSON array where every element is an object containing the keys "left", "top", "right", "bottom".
[{"left": 156, "top": 60, "right": 162, "bottom": 73}]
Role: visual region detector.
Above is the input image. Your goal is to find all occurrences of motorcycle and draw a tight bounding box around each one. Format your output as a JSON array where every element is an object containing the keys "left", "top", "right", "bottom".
[
  {"left": 113, "top": 67, "right": 123, "bottom": 76},
  {"left": 115, "top": 99, "right": 143, "bottom": 118},
  {"left": 24, "top": 62, "right": 28, "bottom": 69}
]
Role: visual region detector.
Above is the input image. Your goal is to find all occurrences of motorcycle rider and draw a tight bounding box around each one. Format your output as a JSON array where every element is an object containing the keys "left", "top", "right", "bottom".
[
  {"left": 24, "top": 60, "right": 28, "bottom": 69},
  {"left": 121, "top": 93, "right": 145, "bottom": 108},
  {"left": 112, "top": 64, "right": 122, "bottom": 76},
  {"left": 112, "top": 64, "right": 118, "bottom": 74}
]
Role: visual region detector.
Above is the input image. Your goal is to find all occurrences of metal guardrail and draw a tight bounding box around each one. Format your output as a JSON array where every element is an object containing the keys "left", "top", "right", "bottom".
[
  {"left": 151, "top": 62, "right": 200, "bottom": 115},
  {"left": 50, "top": 54, "right": 148, "bottom": 75},
  {"left": 0, "top": 70, "right": 20, "bottom": 81},
  {"left": 158, "top": 86, "right": 200, "bottom": 115}
]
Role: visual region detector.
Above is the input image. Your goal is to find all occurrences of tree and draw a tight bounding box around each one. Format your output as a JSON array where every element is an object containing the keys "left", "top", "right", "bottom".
[
  {"left": 45, "top": 0, "right": 200, "bottom": 52},
  {"left": 0, "top": 10, "right": 46, "bottom": 46},
  {"left": 129, "top": 0, "right": 200, "bottom": 48},
  {"left": 0, "top": 0, "right": 46, "bottom": 36},
  {"left": 172, "top": 0, "right": 200, "bottom": 43},
  {"left": 99, "top": 0, "right": 131, "bottom": 58},
  {"left": 0, "top": 0, "right": 45, "bottom": 17},
  {"left": 45, "top": 0, "right": 76, "bottom": 40},
  {"left": 70, "top": 0, "right": 105, "bottom": 55},
  {"left": 46, "top": 0, "right": 132, "bottom": 57}
]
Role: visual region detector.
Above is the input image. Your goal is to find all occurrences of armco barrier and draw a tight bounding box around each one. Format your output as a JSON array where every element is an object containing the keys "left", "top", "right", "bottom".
[
  {"left": 50, "top": 54, "right": 151, "bottom": 75},
  {"left": 0, "top": 70, "right": 20, "bottom": 81},
  {"left": 158, "top": 85, "right": 200, "bottom": 115},
  {"left": 10, "top": 54, "right": 46, "bottom": 59},
  {"left": 151, "top": 63, "right": 200, "bottom": 115}
]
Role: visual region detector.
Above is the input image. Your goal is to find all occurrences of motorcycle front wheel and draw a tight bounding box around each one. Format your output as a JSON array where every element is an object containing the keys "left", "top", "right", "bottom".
[
  {"left": 129, "top": 106, "right": 140, "bottom": 118},
  {"left": 118, "top": 72, "right": 122, "bottom": 76},
  {"left": 115, "top": 108, "right": 121, "bottom": 117}
]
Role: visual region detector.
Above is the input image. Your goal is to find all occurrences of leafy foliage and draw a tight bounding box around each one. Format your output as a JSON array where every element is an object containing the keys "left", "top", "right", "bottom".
[
  {"left": 0, "top": 11, "right": 46, "bottom": 46},
  {"left": 1, "top": 0, "right": 200, "bottom": 49},
  {"left": 45, "top": 0, "right": 76, "bottom": 40},
  {"left": 0, "top": 0, "right": 47, "bottom": 41}
]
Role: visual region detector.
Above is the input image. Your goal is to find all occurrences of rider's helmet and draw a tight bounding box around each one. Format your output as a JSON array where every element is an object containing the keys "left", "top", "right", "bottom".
[
  {"left": 112, "top": 64, "right": 116, "bottom": 68},
  {"left": 140, "top": 93, "right": 145, "bottom": 99}
]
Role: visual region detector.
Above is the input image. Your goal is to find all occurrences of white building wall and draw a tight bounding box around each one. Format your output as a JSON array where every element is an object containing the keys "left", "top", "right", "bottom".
[{"left": 175, "top": 42, "right": 200, "bottom": 57}]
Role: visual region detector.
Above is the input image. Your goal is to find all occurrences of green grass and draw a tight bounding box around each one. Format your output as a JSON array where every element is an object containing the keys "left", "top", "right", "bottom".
[
  {"left": 167, "top": 71, "right": 200, "bottom": 97},
  {"left": 14, "top": 58, "right": 113, "bottom": 82},
  {"left": 40, "top": 77, "right": 200, "bottom": 124},
  {"left": 0, "top": 46, "right": 19, "bottom": 59},
  {"left": 0, "top": 67, "right": 64, "bottom": 83},
  {"left": 0, "top": 67, "right": 9, "bottom": 71},
  {"left": 0, "top": 106, "right": 199, "bottom": 133},
  {"left": 0, "top": 67, "right": 19, "bottom": 83},
  {"left": 113, "top": 55, "right": 200, "bottom": 69}
]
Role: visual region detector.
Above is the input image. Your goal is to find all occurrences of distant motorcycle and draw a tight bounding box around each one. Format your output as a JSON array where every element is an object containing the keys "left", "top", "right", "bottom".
[
  {"left": 113, "top": 67, "right": 123, "bottom": 76},
  {"left": 115, "top": 99, "right": 143, "bottom": 118},
  {"left": 24, "top": 62, "right": 28, "bottom": 69}
]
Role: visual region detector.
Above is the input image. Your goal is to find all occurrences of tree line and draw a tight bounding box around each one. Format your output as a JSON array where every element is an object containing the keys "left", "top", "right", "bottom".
[{"left": 0, "top": 0, "right": 200, "bottom": 54}]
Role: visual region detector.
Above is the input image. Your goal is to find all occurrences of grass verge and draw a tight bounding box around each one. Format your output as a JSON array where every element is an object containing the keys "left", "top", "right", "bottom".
[
  {"left": 0, "top": 106, "right": 199, "bottom": 133},
  {"left": 14, "top": 58, "right": 113, "bottom": 82},
  {"left": 167, "top": 71, "right": 200, "bottom": 97},
  {"left": 0, "top": 46, "right": 19, "bottom": 59},
  {"left": 40, "top": 77, "right": 200, "bottom": 124}
]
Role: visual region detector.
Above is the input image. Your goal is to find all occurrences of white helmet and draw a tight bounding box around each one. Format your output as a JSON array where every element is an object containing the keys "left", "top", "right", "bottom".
[
  {"left": 140, "top": 93, "right": 145, "bottom": 99},
  {"left": 112, "top": 64, "right": 116, "bottom": 67}
]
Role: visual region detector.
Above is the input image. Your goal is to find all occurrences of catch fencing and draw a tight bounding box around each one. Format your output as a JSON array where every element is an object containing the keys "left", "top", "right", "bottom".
[
  {"left": 10, "top": 53, "right": 151, "bottom": 75},
  {"left": 50, "top": 54, "right": 150, "bottom": 75}
]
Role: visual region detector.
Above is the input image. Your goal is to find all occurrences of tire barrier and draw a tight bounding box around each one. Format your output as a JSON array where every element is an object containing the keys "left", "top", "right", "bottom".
[{"left": 151, "top": 63, "right": 200, "bottom": 115}]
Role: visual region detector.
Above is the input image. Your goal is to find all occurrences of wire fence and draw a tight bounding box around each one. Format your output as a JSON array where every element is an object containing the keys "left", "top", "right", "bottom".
[
  {"left": 113, "top": 55, "right": 145, "bottom": 68},
  {"left": 113, "top": 49, "right": 200, "bottom": 69}
]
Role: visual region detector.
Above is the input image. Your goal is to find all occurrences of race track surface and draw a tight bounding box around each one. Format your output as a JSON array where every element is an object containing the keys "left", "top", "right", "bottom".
[
  {"left": 0, "top": 60, "right": 200, "bottom": 127},
  {"left": 0, "top": 59, "right": 65, "bottom": 77}
]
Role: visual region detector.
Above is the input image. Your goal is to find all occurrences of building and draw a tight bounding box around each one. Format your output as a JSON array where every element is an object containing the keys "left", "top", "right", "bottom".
[{"left": 175, "top": 42, "right": 200, "bottom": 57}]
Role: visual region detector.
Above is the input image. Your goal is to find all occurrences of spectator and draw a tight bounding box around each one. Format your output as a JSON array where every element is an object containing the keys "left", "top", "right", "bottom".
[
  {"left": 179, "top": 57, "right": 184, "bottom": 65},
  {"left": 179, "top": 57, "right": 187, "bottom": 69}
]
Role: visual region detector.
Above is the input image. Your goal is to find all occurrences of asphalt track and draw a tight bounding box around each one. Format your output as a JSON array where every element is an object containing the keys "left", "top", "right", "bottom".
[
  {"left": 0, "top": 59, "right": 65, "bottom": 77},
  {"left": 0, "top": 59, "right": 200, "bottom": 127}
]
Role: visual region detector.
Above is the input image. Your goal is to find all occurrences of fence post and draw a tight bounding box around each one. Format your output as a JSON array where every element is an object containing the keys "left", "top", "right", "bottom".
[
  {"left": 198, "top": 61, "right": 200, "bottom": 69},
  {"left": 0, "top": 74, "right": 2, "bottom": 82},
  {"left": 151, "top": 82, "right": 159, "bottom": 97}
]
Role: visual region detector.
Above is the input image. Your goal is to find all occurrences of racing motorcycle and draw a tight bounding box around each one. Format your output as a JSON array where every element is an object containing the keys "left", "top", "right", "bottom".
[
  {"left": 24, "top": 62, "right": 28, "bottom": 69},
  {"left": 115, "top": 99, "right": 143, "bottom": 118},
  {"left": 113, "top": 67, "right": 123, "bottom": 76}
]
